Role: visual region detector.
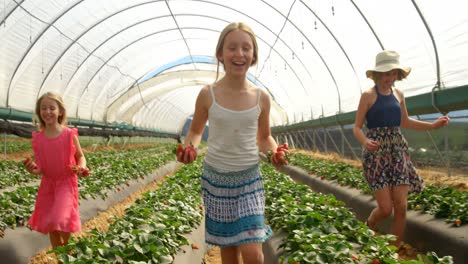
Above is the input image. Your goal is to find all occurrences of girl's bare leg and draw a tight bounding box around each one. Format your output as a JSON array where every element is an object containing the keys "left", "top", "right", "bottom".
[
  {"left": 221, "top": 246, "right": 241, "bottom": 264},
  {"left": 239, "top": 242, "right": 264, "bottom": 264},
  {"left": 390, "top": 185, "right": 409, "bottom": 247},
  {"left": 367, "top": 187, "right": 393, "bottom": 229}
]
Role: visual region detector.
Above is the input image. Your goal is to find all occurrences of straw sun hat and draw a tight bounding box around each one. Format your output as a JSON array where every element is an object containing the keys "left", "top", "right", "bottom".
[{"left": 366, "top": 50, "right": 411, "bottom": 79}]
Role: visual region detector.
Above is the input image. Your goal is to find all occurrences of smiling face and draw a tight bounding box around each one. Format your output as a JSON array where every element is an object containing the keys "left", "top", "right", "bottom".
[
  {"left": 35, "top": 92, "right": 67, "bottom": 129},
  {"left": 39, "top": 97, "right": 62, "bottom": 127},
  {"left": 217, "top": 29, "right": 255, "bottom": 78}
]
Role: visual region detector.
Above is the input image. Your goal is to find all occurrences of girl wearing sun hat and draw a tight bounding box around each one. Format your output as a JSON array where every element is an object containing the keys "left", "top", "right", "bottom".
[{"left": 353, "top": 50, "right": 450, "bottom": 248}]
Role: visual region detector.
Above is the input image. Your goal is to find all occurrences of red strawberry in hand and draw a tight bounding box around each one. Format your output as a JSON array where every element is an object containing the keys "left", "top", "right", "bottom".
[
  {"left": 175, "top": 144, "right": 184, "bottom": 155},
  {"left": 186, "top": 145, "right": 197, "bottom": 162},
  {"left": 271, "top": 150, "right": 288, "bottom": 167},
  {"left": 70, "top": 165, "right": 91, "bottom": 177},
  {"left": 275, "top": 150, "right": 285, "bottom": 159},
  {"left": 176, "top": 144, "right": 184, "bottom": 161},
  {"left": 24, "top": 157, "right": 38, "bottom": 170},
  {"left": 277, "top": 143, "right": 289, "bottom": 152},
  {"left": 275, "top": 143, "right": 290, "bottom": 162},
  {"left": 80, "top": 167, "right": 91, "bottom": 177},
  {"left": 176, "top": 143, "right": 197, "bottom": 164}
]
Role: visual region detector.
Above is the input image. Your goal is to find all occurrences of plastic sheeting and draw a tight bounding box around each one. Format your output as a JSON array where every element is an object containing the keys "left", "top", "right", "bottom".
[{"left": 1, "top": 0, "right": 467, "bottom": 134}]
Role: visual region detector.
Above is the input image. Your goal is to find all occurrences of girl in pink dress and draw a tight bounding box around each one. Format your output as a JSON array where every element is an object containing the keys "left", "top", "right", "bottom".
[{"left": 24, "top": 92, "right": 90, "bottom": 249}]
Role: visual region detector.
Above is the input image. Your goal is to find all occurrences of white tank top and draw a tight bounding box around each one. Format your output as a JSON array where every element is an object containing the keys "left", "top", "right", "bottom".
[{"left": 204, "top": 85, "right": 261, "bottom": 172}]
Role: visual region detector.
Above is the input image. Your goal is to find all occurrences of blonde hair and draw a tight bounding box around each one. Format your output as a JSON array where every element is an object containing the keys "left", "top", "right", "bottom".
[
  {"left": 215, "top": 22, "right": 258, "bottom": 81},
  {"left": 35, "top": 92, "right": 68, "bottom": 129}
]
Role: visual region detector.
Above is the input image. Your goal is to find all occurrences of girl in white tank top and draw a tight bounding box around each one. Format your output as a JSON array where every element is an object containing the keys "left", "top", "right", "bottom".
[{"left": 176, "top": 22, "right": 288, "bottom": 264}]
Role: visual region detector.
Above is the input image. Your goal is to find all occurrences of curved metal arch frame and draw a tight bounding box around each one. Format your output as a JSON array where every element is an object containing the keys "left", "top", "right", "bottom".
[
  {"left": 78, "top": 26, "right": 306, "bottom": 119},
  {"left": 6, "top": 0, "right": 86, "bottom": 106},
  {"left": 106, "top": 70, "right": 215, "bottom": 132},
  {"left": 267, "top": 0, "right": 369, "bottom": 112},
  {"left": 117, "top": 55, "right": 280, "bottom": 120},
  {"left": 38, "top": 0, "right": 171, "bottom": 98},
  {"left": 12, "top": 0, "right": 315, "bottom": 119},
  {"left": 5, "top": 0, "right": 328, "bottom": 126},
  {"left": 192, "top": 0, "right": 322, "bottom": 101},
  {"left": 106, "top": 69, "right": 216, "bottom": 114},
  {"left": 85, "top": 12, "right": 316, "bottom": 113},
  {"left": 82, "top": 0, "right": 317, "bottom": 102},
  {"left": 4, "top": 1, "right": 444, "bottom": 118},
  {"left": 109, "top": 68, "right": 288, "bottom": 133},
  {"left": 410, "top": 1, "right": 440, "bottom": 86},
  {"left": 351, "top": 0, "right": 440, "bottom": 89},
  {"left": 349, "top": 0, "right": 385, "bottom": 50},
  {"left": 48, "top": 5, "right": 316, "bottom": 101},
  {"left": 0, "top": 0, "right": 25, "bottom": 26},
  {"left": 117, "top": 80, "right": 206, "bottom": 124},
  {"left": 164, "top": 0, "right": 196, "bottom": 71},
  {"left": 104, "top": 60, "right": 289, "bottom": 125},
  {"left": 260, "top": 0, "right": 344, "bottom": 111},
  {"left": 62, "top": 15, "right": 171, "bottom": 100}
]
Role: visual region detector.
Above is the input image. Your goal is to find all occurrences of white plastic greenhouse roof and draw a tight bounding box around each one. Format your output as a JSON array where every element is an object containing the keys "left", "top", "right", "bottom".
[{"left": 1, "top": 0, "right": 467, "bottom": 135}]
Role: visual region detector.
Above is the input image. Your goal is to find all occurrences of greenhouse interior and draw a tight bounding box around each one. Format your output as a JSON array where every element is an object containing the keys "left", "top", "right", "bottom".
[{"left": 0, "top": 0, "right": 467, "bottom": 264}]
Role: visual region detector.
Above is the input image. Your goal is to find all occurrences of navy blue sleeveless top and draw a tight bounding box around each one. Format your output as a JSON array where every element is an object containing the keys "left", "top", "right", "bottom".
[{"left": 365, "top": 86, "right": 401, "bottom": 129}]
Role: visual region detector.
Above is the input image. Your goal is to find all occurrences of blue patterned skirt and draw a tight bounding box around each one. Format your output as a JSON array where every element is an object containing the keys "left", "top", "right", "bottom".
[
  {"left": 201, "top": 162, "right": 272, "bottom": 247},
  {"left": 362, "top": 127, "right": 424, "bottom": 193}
]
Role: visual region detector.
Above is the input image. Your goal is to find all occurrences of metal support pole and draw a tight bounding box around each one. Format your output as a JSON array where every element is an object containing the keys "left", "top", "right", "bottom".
[{"left": 298, "top": 130, "right": 310, "bottom": 150}]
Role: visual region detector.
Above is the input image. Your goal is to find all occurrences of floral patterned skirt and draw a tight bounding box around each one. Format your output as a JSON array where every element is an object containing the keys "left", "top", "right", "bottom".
[{"left": 362, "top": 127, "right": 424, "bottom": 193}]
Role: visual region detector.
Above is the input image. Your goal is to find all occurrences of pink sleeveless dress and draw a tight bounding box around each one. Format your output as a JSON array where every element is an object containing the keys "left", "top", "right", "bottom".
[{"left": 28, "top": 127, "right": 81, "bottom": 234}]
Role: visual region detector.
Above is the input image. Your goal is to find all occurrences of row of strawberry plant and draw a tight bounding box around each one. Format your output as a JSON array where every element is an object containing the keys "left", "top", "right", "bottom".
[
  {"left": 0, "top": 142, "right": 172, "bottom": 189},
  {"left": 0, "top": 138, "right": 31, "bottom": 153},
  {"left": 53, "top": 161, "right": 204, "bottom": 263},
  {"left": 262, "top": 163, "right": 453, "bottom": 264},
  {"left": 0, "top": 135, "right": 153, "bottom": 154},
  {"left": 77, "top": 144, "right": 175, "bottom": 199},
  {"left": 0, "top": 144, "right": 176, "bottom": 236},
  {"left": 0, "top": 160, "right": 33, "bottom": 188},
  {"left": 288, "top": 153, "right": 466, "bottom": 227}
]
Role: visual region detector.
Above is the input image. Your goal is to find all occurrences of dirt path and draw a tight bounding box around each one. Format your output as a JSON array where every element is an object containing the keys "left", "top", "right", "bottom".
[{"left": 204, "top": 247, "right": 222, "bottom": 264}]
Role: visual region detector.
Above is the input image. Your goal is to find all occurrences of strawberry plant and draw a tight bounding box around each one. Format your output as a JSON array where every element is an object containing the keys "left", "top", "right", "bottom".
[
  {"left": 261, "top": 163, "right": 454, "bottom": 263},
  {"left": 0, "top": 144, "right": 175, "bottom": 235},
  {"left": 288, "top": 152, "right": 467, "bottom": 226},
  {"left": 53, "top": 159, "right": 204, "bottom": 263}
]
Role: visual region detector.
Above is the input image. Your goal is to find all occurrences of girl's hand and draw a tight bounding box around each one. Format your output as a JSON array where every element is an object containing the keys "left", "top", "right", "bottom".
[
  {"left": 70, "top": 165, "right": 91, "bottom": 177},
  {"left": 432, "top": 116, "right": 450, "bottom": 129},
  {"left": 23, "top": 157, "right": 40, "bottom": 174},
  {"left": 364, "top": 139, "right": 379, "bottom": 152},
  {"left": 270, "top": 150, "right": 289, "bottom": 167},
  {"left": 176, "top": 144, "right": 197, "bottom": 164},
  {"left": 269, "top": 143, "right": 289, "bottom": 167}
]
